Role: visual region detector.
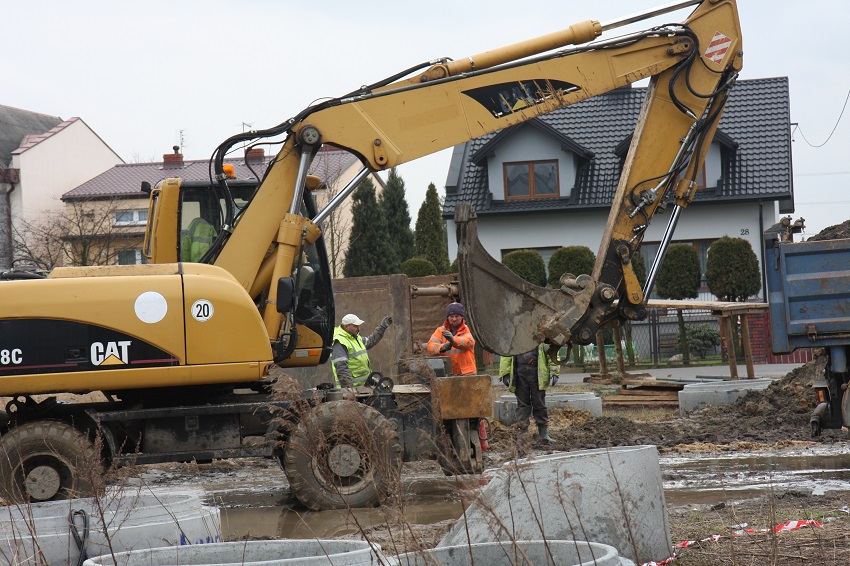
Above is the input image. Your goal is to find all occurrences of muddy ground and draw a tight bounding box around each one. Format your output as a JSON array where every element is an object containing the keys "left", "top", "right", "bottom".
[
  {"left": 138, "top": 352, "right": 850, "bottom": 564},
  {"left": 383, "top": 352, "right": 850, "bottom": 564},
  {"left": 5, "top": 353, "right": 850, "bottom": 563}
]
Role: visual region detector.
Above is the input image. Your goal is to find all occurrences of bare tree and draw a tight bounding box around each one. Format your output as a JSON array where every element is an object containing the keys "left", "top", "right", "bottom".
[
  {"left": 13, "top": 198, "right": 144, "bottom": 269},
  {"left": 311, "top": 159, "right": 352, "bottom": 279}
]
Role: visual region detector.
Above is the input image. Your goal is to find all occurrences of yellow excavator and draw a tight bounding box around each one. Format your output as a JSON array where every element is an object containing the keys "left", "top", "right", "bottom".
[{"left": 0, "top": 0, "right": 742, "bottom": 507}]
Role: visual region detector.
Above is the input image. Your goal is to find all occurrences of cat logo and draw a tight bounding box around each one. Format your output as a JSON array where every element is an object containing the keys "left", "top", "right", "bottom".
[{"left": 91, "top": 341, "right": 132, "bottom": 366}]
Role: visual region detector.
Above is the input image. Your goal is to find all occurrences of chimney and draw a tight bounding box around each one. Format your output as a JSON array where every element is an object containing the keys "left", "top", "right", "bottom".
[
  {"left": 163, "top": 145, "right": 184, "bottom": 167},
  {"left": 245, "top": 147, "right": 265, "bottom": 161}
]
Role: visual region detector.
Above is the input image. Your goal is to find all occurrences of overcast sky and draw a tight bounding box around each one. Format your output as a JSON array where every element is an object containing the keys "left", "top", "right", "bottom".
[{"left": 4, "top": 1, "right": 848, "bottom": 237}]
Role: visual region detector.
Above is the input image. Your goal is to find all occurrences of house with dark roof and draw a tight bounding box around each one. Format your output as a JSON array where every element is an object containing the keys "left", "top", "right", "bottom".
[
  {"left": 0, "top": 105, "right": 123, "bottom": 268},
  {"left": 443, "top": 77, "right": 793, "bottom": 301},
  {"left": 62, "top": 146, "right": 382, "bottom": 273}
]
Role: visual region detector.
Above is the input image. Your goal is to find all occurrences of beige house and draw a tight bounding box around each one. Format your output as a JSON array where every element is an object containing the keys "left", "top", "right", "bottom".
[
  {"left": 0, "top": 105, "right": 123, "bottom": 268},
  {"left": 62, "top": 146, "right": 383, "bottom": 273}
]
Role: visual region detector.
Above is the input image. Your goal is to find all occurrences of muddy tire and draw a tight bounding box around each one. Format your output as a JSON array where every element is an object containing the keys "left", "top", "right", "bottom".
[
  {"left": 438, "top": 419, "right": 484, "bottom": 476},
  {"left": 282, "top": 400, "right": 402, "bottom": 510},
  {"left": 0, "top": 420, "right": 99, "bottom": 503}
]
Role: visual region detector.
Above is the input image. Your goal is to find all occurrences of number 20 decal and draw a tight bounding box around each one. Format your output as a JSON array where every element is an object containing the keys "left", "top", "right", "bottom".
[{"left": 192, "top": 299, "right": 214, "bottom": 322}]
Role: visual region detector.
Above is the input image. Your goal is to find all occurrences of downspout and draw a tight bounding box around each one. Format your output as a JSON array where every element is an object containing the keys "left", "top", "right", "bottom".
[
  {"left": 758, "top": 200, "right": 766, "bottom": 302},
  {"left": 3, "top": 182, "right": 15, "bottom": 270}
]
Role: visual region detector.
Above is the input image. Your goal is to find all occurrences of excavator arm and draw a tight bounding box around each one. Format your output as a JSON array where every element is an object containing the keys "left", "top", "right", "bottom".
[{"left": 202, "top": 0, "right": 742, "bottom": 361}]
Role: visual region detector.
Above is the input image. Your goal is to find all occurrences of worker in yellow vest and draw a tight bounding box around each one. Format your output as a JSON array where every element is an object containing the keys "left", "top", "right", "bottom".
[{"left": 332, "top": 313, "right": 393, "bottom": 387}]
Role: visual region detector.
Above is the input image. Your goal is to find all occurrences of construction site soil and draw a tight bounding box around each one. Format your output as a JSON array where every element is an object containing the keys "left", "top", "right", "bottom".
[{"left": 140, "top": 353, "right": 850, "bottom": 564}]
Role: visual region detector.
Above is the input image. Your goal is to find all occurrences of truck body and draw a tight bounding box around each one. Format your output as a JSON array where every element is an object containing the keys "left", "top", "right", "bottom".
[{"left": 764, "top": 218, "right": 850, "bottom": 435}]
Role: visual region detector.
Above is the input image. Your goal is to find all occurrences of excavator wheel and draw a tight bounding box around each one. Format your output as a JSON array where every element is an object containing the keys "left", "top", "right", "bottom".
[
  {"left": 438, "top": 419, "right": 484, "bottom": 476},
  {"left": 0, "top": 420, "right": 99, "bottom": 504},
  {"left": 282, "top": 400, "right": 402, "bottom": 511}
]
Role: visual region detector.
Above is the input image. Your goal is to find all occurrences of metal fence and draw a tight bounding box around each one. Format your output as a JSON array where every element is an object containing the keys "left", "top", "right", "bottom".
[{"left": 571, "top": 308, "right": 721, "bottom": 368}]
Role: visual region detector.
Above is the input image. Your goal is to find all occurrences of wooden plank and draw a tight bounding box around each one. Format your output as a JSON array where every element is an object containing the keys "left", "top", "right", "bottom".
[
  {"left": 602, "top": 398, "right": 679, "bottom": 407},
  {"left": 617, "top": 389, "right": 679, "bottom": 398},
  {"left": 605, "top": 395, "right": 678, "bottom": 402},
  {"left": 622, "top": 379, "right": 685, "bottom": 389},
  {"left": 646, "top": 299, "right": 768, "bottom": 313}
]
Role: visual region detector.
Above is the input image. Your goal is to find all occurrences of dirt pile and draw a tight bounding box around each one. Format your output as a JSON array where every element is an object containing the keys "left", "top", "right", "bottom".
[
  {"left": 808, "top": 219, "right": 850, "bottom": 241},
  {"left": 489, "top": 353, "right": 843, "bottom": 453}
]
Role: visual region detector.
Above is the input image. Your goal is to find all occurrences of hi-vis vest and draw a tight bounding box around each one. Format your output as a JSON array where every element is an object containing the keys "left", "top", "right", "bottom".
[
  {"left": 332, "top": 327, "right": 371, "bottom": 385},
  {"left": 181, "top": 218, "right": 217, "bottom": 263}
]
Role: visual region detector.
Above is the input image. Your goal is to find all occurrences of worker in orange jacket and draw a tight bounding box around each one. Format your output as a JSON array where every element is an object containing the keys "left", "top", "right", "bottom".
[{"left": 427, "top": 302, "right": 477, "bottom": 375}]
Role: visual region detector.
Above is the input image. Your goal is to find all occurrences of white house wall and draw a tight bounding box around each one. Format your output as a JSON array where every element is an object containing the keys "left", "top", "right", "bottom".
[
  {"left": 11, "top": 120, "right": 121, "bottom": 228},
  {"left": 486, "top": 127, "right": 577, "bottom": 200},
  {"left": 446, "top": 200, "right": 776, "bottom": 298}
]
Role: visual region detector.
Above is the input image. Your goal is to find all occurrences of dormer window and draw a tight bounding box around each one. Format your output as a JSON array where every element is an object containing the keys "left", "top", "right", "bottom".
[{"left": 504, "top": 160, "right": 559, "bottom": 199}]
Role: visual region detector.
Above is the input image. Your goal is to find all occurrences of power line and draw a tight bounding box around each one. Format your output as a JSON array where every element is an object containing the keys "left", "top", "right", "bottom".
[
  {"left": 791, "top": 89, "right": 850, "bottom": 148},
  {"left": 795, "top": 170, "right": 850, "bottom": 177}
]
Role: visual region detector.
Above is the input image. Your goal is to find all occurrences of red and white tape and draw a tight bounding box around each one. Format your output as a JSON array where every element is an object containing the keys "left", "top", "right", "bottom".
[{"left": 641, "top": 519, "right": 823, "bottom": 565}]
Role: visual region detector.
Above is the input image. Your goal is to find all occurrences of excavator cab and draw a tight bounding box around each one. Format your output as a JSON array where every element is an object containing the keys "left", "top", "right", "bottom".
[{"left": 142, "top": 175, "right": 335, "bottom": 365}]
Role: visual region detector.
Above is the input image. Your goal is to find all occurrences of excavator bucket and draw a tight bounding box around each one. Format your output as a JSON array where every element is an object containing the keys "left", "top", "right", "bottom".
[{"left": 455, "top": 203, "right": 596, "bottom": 356}]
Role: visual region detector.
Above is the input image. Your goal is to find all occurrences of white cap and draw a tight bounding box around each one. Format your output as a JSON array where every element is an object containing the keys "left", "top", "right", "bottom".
[{"left": 341, "top": 313, "right": 365, "bottom": 325}]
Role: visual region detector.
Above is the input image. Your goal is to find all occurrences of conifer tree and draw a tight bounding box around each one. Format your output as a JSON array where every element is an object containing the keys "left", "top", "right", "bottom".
[
  {"left": 414, "top": 183, "right": 450, "bottom": 274},
  {"left": 343, "top": 178, "right": 396, "bottom": 277},
  {"left": 655, "top": 243, "right": 701, "bottom": 365},
  {"left": 380, "top": 168, "right": 415, "bottom": 267}
]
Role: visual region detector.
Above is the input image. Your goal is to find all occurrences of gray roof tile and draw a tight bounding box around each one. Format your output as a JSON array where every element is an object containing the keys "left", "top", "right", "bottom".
[
  {"left": 444, "top": 77, "right": 792, "bottom": 216},
  {"left": 0, "top": 105, "right": 64, "bottom": 166}
]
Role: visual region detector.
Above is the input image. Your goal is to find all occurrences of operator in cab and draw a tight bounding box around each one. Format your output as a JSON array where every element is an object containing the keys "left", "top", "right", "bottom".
[
  {"left": 427, "top": 302, "right": 477, "bottom": 375},
  {"left": 332, "top": 313, "right": 393, "bottom": 387}
]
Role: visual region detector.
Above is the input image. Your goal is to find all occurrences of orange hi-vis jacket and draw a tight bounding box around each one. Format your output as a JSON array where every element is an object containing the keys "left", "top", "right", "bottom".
[{"left": 427, "top": 320, "right": 477, "bottom": 375}]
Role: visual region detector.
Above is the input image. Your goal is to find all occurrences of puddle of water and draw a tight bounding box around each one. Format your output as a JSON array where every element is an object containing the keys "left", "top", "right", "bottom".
[
  {"left": 217, "top": 474, "right": 475, "bottom": 540},
  {"left": 187, "top": 444, "right": 850, "bottom": 535},
  {"left": 661, "top": 445, "right": 850, "bottom": 505}
]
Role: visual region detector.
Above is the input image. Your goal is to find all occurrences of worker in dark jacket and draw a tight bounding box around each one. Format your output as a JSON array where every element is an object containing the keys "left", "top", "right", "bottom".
[
  {"left": 332, "top": 313, "right": 393, "bottom": 387},
  {"left": 500, "top": 343, "right": 558, "bottom": 442}
]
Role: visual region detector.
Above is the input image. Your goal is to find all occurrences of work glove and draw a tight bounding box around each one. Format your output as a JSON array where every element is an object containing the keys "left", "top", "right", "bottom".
[
  {"left": 550, "top": 373, "right": 559, "bottom": 387},
  {"left": 439, "top": 342, "right": 451, "bottom": 353},
  {"left": 379, "top": 316, "right": 393, "bottom": 330},
  {"left": 501, "top": 375, "right": 510, "bottom": 388},
  {"left": 441, "top": 329, "right": 455, "bottom": 345}
]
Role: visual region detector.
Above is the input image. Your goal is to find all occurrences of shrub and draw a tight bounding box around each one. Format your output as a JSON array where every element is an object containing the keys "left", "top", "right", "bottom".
[
  {"left": 681, "top": 324, "right": 721, "bottom": 359},
  {"left": 706, "top": 236, "right": 761, "bottom": 301},
  {"left": 547, "top": 246, "right": 595, "bottom": 287},
  {"left": 503, "top": 249, "right": 546, "bottom": 286},
  {"left": 400, "top": 257, "right": 436, "bottom": 277}
]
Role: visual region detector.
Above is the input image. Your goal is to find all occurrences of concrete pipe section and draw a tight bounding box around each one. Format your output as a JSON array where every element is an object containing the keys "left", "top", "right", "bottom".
[
  {"left": 397, "top": 539, "right": 634, "bottom": 566},
  {"left": 678, "top": 378, "right": 774, "bottom": 416},
  {"left": 83, "top": 539, "right": 390, "bottom": 566},
  {"left": 494, "top": 393, "right": 602, "bottom": 425},
  {"left": 437, "top": 445, "right": 670, "bottom": 565},
  {"left": 0, "top": 491, "right": 220, "bottom": 565}
]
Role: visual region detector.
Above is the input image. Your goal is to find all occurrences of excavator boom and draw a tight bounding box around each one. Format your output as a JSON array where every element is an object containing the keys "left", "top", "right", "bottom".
[{"left": 201, "top": 0, "right": 742, "bottom": 361}]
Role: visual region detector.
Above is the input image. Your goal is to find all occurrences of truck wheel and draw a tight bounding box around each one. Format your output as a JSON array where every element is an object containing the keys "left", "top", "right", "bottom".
[
  {"left": 0, "top": 421, "right": 99, "bottom": 503},
  {"left": 438, "top": 419, "right": 483, "bottom": 476},
  {"left": 282, "top": 400, "right": 402, "bottom": 510}
]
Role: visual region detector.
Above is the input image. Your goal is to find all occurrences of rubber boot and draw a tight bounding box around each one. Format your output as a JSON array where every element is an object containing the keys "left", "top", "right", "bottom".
[{"left": 537, "top": 424, "right": 554, "bottom": 443}]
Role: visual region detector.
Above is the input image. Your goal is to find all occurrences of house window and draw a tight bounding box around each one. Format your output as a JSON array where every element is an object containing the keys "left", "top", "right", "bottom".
[
  {"left": 114, "top": 209, "right": 148, "bottom": 226},
  {"left": 117, "top": 249, "right": 146, "bottom": 265},
  {"left": 504, "top": 160, "right": 559, "bottom": 199}
]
